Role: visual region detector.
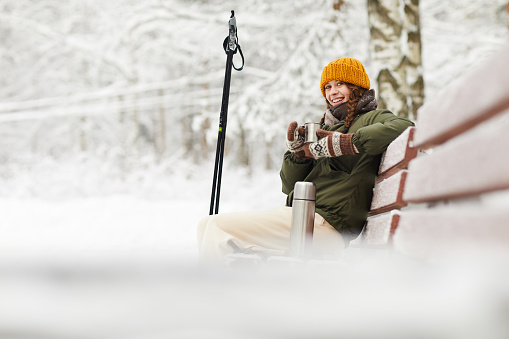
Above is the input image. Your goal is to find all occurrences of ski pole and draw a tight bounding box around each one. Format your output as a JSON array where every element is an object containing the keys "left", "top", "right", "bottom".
[{"left": 209, "top": 10, "right": 244, "bottom": 215}]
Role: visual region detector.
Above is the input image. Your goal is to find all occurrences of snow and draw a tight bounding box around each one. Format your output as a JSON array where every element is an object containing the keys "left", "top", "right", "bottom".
[
  {"left": 2, "top": 162, "right": 509, "bottom": 339},
  {"left": 1, "top": 237, "right": 508, "bottom": 339},
  {"left": 1, "top": 196, "right": 199, "bottom": 254},
  {"left": 1, "top": 0, "right": 509, "bottom": 337},
  {"left": 0, "top": 160, "right": 285, "bottom": 260},
  {"left": 371, "top": 171, "right": 404, "bottom": 210}
]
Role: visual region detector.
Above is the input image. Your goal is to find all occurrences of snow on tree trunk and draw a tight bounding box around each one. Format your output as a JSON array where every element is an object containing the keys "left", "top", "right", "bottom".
[
  {"left": 367, "top": 0, "right": 409, "bottom": 118},
  {"left": 403, "top": 0, "right": 424, "bottom": 120},
  {"left": 367, "top": 0, "right": 424, "bottom": 119}
]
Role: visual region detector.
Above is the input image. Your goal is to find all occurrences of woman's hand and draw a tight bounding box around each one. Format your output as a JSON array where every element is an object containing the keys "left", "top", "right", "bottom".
[
  {"left": 286, "top": 121, "right": 305, "bottom": 152},
  {"left": 302, "top": 130, "right": 358, "bottom": 159}
]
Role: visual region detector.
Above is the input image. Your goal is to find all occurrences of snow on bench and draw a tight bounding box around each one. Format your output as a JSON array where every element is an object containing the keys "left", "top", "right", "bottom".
[
  {"left": 411, "top": 43, "right": 509, "bottom": 150},
  {"left": 394, "top": 42, "right": 509, "bottom": 261},
  {"left": 351, "top": 45, "right": 509, "bottom": 259},
  {"left": 351, "top": 126, "right": 416, "bottom": 247},
  {"left": 353, "top": 42, "right": 509, "bottom": 262}
]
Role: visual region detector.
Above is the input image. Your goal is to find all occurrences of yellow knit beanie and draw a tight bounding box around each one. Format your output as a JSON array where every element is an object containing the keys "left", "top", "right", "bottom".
[{"left": 320, "top": 58, "right": 370, "bottom": 97}]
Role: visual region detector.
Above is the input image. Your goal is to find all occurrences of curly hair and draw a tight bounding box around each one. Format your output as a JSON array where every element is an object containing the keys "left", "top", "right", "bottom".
[{"left": 325, "top": 83, "right": 367, "bottom": 129}]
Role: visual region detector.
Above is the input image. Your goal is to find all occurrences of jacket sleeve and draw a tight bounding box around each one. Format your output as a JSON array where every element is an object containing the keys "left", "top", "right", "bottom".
[
  {"left": 280, "top": 151, "right": 314, "bottom": 195},
  {"left": 352, "top": 111, "right": 415, "bottom": 155}
]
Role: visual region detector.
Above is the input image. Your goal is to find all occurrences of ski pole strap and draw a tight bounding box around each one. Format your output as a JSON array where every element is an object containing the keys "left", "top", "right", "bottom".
[
  {"left": 222, "top": 38, "right": 244, "bottom": 71},
  {"left": 232, "top": 45, "right": 244, "bottom": 71}
]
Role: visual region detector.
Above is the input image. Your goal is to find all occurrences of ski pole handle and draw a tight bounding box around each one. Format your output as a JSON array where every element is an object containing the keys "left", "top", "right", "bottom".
[
  {"left": 228, "top": 10, "right": 237, "bottom": 52},
  {"left": 222, "top": 10, "right": 244, "bottom": 71}
]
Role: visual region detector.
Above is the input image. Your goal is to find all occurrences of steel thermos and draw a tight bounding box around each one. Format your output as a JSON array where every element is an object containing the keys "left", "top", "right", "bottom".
[{"left": 289, "top": 181, "right": 316, "bottom": 259}]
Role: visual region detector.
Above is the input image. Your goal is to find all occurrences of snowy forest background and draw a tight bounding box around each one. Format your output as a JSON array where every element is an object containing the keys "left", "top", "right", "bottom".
[
  {"left": 1, "top": 0, "right": 507, "bottom": 201},
  {"left": 0, "top": 0, "right": 507, "bottom": 257}
]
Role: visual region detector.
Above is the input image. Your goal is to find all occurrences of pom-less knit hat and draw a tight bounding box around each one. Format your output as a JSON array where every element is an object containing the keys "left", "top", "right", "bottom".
[{"left": 320, "top": 58, "right": 371, "bottom": 97}]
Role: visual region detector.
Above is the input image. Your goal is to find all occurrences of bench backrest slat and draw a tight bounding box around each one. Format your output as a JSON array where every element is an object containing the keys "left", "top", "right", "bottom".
[
  {"left": 394, "top": 208, "right": 509, "bottom": 259},
  {"left": 413, "top": 43, "right": 509, "bottom": 150},
  {"left": 370, "top": 170, "right": 408, "bottom": 215},
  {"left": 403, "top": 110, "right": 509, "bottom": 203},
  {"left": 360, "top": 211, "right": 400, "bottom": 247},
  {"left": 377, "top": 127, "right": 417, "bottom": 180}
]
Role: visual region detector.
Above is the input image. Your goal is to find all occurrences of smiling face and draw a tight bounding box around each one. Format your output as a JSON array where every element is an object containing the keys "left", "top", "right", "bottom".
[{"left": 324, "top": 80, "right": 352, "bottom": 107}]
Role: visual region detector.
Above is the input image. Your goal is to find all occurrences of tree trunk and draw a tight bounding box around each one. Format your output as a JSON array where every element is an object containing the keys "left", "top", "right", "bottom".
[
  {"left": 79, "top": 116, "right": 87, "bottom": 152},
  {"left": 181, "top": 113, "right": 195, "bottom": 162},
  {"left": 403, "top": 0, "right": 424, "bottom": 120},
  {"left": 236, "top": 124, "right": 249, "bottom": 167},
  {"left": 367, "top": 0, "right": 408, "bottom": 118},
  {"left": 155, "top": 88, "right": 166, "bottom": 162},
  {"left": 367, "top": 0, "right": 424, "bottom": 120},
  {"left": 200, "top": 117, "right": 210, "bottom": 161}
]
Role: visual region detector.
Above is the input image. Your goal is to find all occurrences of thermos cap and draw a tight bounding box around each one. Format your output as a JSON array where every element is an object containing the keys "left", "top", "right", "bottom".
[{"left": 293, "top": 181, "right": 316, "bottom": 201}]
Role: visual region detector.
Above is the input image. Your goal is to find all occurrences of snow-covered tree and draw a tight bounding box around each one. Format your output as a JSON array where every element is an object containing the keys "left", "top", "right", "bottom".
[
  {"left": 403, "top": 0, "right": 424, "bottom": 119},
  {"left": 367, "top": 0, "right": 424, "bottom": 119}
]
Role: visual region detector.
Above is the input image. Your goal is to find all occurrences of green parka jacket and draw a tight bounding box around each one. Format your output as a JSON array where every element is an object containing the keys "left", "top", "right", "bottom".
[{"left": 280, "top": 109, "right": 414, "bottom": 243}]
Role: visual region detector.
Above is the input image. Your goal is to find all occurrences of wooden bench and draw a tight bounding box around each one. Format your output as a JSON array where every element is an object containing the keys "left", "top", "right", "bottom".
[
  {"left": 350, "top": 42, "right": 509, "bottom": 262},
  {"left": 349, "top": 125, "right": 417, "bottom": 249}
]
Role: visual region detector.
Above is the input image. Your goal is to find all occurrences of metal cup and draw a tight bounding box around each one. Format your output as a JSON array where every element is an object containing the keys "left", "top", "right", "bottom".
[{"left": 304, "top": 122, "right": 320, "bottom": 143}]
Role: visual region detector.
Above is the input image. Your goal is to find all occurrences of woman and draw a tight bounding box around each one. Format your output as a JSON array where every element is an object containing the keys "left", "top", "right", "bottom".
[{"left": 198, "top": 57, "right": 414, "bottom": 263}]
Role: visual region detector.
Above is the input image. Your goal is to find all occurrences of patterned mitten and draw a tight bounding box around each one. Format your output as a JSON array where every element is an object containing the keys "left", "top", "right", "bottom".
[
  {"left": 286, "top": 121, "right": 305, "bottom": 152},
  {"left": 302, "top": 129, "right": 358, "bottom": 159}
]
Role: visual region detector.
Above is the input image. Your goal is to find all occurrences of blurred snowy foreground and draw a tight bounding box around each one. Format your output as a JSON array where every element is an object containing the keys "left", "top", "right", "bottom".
[{"left": 1, "top": 164, "right": 509, "bottom": 339}]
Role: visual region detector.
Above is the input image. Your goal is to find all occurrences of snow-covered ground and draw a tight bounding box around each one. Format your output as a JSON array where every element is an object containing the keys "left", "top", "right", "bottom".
[
  {"left": 0, "top": 161, "right": 285, "bottom": 261},
  {"left": 2, "top": 161, "right": 509, "bottom": 339},
  {"left": 1, "top": 252, "right": 508, "bottom": 339}
]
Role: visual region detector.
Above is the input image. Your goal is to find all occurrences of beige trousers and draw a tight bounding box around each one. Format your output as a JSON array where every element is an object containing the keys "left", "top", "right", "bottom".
[{"left": 197, "top": 207, "right": 345, "bottom": 263}]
